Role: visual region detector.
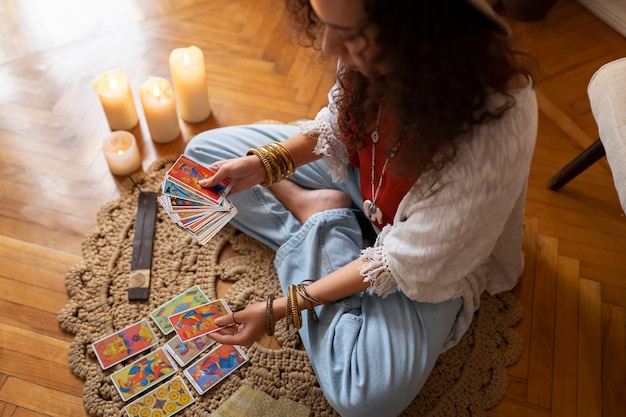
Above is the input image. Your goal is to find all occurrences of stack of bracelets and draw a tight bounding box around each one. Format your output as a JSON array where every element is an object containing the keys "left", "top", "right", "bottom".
[
  {"left": 247, "top": 142, "right": 296, "bottom": 187},
  {"left": 265, "top": 281, "right": 330, "bottom": 335}
]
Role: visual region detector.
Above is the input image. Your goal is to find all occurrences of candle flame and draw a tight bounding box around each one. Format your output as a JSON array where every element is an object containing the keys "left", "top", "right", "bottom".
[
  {"left": 108, "top": 77, "right": 118, "bottom": 89},
  {"left": 152, "top": 85, "right": 161, "bottom": 97},
  {"left": 117, "top": 150, "right": 124, "bottom": 155},
  {"left": 183, "top": 53, "right": 190, "bottom": 65}
]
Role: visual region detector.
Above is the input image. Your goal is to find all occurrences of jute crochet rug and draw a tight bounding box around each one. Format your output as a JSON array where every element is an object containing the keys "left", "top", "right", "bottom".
[{"left": 58, "top": 158, "right": 524, "bottom": 417}]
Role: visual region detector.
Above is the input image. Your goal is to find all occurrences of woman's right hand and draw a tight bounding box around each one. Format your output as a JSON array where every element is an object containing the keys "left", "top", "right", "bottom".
[{"left": 199, "top": 155, "right": 266, "bottom": 194}]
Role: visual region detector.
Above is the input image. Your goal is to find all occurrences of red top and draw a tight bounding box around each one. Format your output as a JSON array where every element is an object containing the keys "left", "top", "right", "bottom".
[{"left": 348, "top": 110, "right": 414, "bottom": 228}]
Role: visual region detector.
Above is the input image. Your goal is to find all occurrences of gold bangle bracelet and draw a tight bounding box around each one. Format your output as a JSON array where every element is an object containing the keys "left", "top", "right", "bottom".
[
  {"left": 287, "top": 284, "right": 302, "bottom": 330},
  {"left": 295, "top": 284, "right": 319, "bottom": 323},
  {"left": 267, "top": 142, "right": 295, "bottom": 178},
  {"left": 247, "top": 142, "right": 296, "bottom": 187},
  {"left": 265, "top": 294, "right": 276, "bottom": 336},
  {"left": 247, "top": 148, "right": 276, "bottom": 186}
]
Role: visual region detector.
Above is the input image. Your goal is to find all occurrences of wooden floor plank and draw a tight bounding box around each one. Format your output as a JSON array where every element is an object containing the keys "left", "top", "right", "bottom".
[
  {"left": 551, "top": 256, "right": 579, "bottom": 417},
  {"left": 0, "top": 349, "right": 85, "bottom": 397},
  {"left": 525, "top": 235, "right": 558, "bottom": 408},
  {"left": 0, "top": 323, "right": 72, "bottom": 368},
  {"left": 601, "top": 303, "right": 626, "bottom": 417},
  {"left": 0, "top": 377, "right": 87, "bottom": 417},
  {"left": 0, "top": 277, "right": 70, "bottom": 315},
  {"left": 577, "top": 279, "right": 603, "bottom": 417},
  {"left": 488, "top": 398, "right": 551, "bottom": 417}
]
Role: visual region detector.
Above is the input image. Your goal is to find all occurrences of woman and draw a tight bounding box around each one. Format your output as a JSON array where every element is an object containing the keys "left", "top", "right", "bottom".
[{"left": 186, "top": 0, "right": 537, "bottom": 415}]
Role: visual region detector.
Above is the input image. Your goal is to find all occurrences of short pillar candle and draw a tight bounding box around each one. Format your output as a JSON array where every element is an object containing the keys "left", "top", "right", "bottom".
[
  {"left": 139, "top": 76, "right": 181, "bottom": 143},
  {"left": 102, "top": 131, "right": 142, "bottom": 176},
  {"left": 168, "top": 45, "right": 211, "bottom": 123},
  {"left": 92, "top": 68, "right": 139, "bottom": 131}
]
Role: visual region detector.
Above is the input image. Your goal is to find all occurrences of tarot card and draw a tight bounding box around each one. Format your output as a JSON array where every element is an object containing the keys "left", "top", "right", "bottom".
[
  {"left": 168, "top": 299, "right": 232, "bottom": 342},
  {"left": 163, "top": 334, "right": 215, "bottom": 367},
  {"left": 124, "top": 375, "right": 194, "bottom": 417},
  {"left": 166, "top": 194, "right": 207, "bottom": 209},
  {"left": 111, "top": 347, "right": 178, "bottom": 402},
  {"left": 174, "top": 211, "right": 206, "bottom": 227},
  {"left": 164, "top": 191, "right": 230, "bottom": 213},
  {"left": 166, "top": 155, "right": 232, "bottom": 204},
  {"left": 195, "top": 206, "right": 238, "bottom": 245},
  {"left": 183, "top": 344, "right": 249, "bottom": 395},
  {"left": 150, "top": 285, "right": 211, "bottom": 335},
  {"left": 92, "top": 319, "right": 158, "bottom": 370},
  {"left": 162, "top": 178, "right": 211, "bottom": 205}
]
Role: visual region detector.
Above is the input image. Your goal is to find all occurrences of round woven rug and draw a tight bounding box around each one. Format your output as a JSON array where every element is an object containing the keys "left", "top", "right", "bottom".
[{"left": 58, "top": 158, "right": 524, "bottom": 417}]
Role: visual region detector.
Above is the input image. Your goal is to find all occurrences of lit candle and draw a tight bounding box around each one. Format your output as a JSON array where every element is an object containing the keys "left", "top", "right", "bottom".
[
  {"left": 168, "top": 45, "right": 211, "bottom": 123},
  {"left": 102, "top": 131, "right": 142, "bottom": 176},
  {"left": 139, "top": 76, "right": 180, "bottom": 143},
  {"left": 92, "top": 68, "right": 139, "bottom": 131}
]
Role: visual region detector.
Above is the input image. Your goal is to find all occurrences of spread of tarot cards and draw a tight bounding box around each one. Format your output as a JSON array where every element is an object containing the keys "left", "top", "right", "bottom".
[
  {"left": 159, "top": 154, "right": 237, "bottom": 245},
  {"left": 90, "top": 287, "right": 250, "bottom": 415}
]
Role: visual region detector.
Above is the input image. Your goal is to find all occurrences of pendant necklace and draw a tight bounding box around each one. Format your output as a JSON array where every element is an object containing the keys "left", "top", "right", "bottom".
[{"left": 363, "top": 102, "right": 399, "bottom": 224}]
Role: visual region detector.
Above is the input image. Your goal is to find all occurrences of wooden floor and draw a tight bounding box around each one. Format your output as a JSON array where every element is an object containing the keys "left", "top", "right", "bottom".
[{"left": 1, "top": 0, "right": 625, "bottom": 416}]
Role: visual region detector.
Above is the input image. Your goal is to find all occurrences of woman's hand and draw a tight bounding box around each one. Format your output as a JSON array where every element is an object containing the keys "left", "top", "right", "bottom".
[
  {"left": 199, "top": 155, "right": 265, "bottom": 194},
  {"left": 210, "top": 301, "right": 267, "bottom": 346}
]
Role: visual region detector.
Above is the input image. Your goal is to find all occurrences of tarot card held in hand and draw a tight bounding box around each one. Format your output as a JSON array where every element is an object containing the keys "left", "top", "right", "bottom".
[
  {"left": 92, "top": 319, "right": 158, "bottom": 370},
  {"left": 184, "top": 344, "right": 249, "bottom": 395},
  {"left": 111, "top": 347, "right": 178, "bottom": 402},
  {"left": 168, "top": 299, "right": 232, "bottom": 342},
  {"left": 124, "top": 376, "right": 194, "bottom": 417},
  {"left": 149, "top": 285, "right": 211, "bottom": 335},
  {"left": 163, "top": 334, "right": 215, "bottom": 367},
  {"left": 159, "top": 154, "right": 238, "bottom": 245}
]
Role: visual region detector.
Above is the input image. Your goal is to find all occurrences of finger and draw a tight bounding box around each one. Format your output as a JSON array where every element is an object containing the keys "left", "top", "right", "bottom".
[
  {"left": 199, "top": 161, "right": 228, "bottom": 188},
  {"left": 209, "top": 331, "right": 241, "bottom": 345},
  {"left": 215, "top": 313, "right": 238, "bottom": 328},
  {"left": 209, "top": 326, "right": 237, "bottom": 337}
]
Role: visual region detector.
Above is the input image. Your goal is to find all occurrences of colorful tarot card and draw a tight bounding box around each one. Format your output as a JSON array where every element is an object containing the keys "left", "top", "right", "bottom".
[
  {"left": 184, "top": 344, "right": 249, "bottom": 395},
  {"left": 92, "top": 319, "right": 158, "bottom": 370},
  {"left": 111, "top": 347, "right": 178, "bottom": 402},
  {"left": 149, "top": 285, "right": 211, "bottom": 335},
  {"left": 195, "top": 205, "right": 237, "bottom": 245},
  {"left": 162, "top": 178, "right": 211, "bottom": 206},
  {"left": 165, "top": 193, "right": 229, "bottom": 213},
  {"left": 168, "top": 299, "right": 232, "bottom": 342},
  {"left": 163, "top": 334, "right": 215, "bottom": 367},
  {"left": 167, "top": 194, "right": 207, "bottom": 209},
  {"left": 124, "top": 376, "right": 195, "bottom": 417},
  {"left": 158, "top": 194, "right": 207, "bottom": 215},
  {"left": 166, "top": 155, "right": 232, "bottom": 204}
]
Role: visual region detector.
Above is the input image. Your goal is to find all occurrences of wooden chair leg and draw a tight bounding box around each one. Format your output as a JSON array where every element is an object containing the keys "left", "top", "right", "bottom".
[{"left": 547, "top": 139, "right": 606, "bottom": 190}]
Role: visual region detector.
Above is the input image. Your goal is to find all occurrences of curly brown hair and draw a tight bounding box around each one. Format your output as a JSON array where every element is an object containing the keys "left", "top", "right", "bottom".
[{"left": 284, "top": 0, "right": 532, "bottom": 176}]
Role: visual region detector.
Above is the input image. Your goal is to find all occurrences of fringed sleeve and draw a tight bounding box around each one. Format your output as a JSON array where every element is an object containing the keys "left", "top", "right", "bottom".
[
  {"left": 359, "top": 226, "right": 399, "bottom": 297},
  {"left": 297, "top": 84, "right": 349, "bottom": 182}
]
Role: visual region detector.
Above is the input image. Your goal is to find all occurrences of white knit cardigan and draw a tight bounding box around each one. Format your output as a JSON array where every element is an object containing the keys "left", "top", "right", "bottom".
[{"left": 299, "top": 82, "right": 538, "bottom": 349}]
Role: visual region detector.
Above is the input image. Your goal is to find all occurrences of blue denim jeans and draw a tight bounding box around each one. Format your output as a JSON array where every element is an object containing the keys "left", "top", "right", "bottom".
[{"left": 185, "top": 125, "right": 462, "bottom": 417}]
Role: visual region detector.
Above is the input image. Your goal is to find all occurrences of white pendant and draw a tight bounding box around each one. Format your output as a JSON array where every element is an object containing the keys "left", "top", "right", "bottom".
[{"left": 363, "top": 199, "right": 383, "bottom": 223}]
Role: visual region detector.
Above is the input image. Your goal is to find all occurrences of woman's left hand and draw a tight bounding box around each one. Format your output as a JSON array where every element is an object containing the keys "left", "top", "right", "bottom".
[{"left": 210, "top": 301, "right": 267, "bottom": 346}]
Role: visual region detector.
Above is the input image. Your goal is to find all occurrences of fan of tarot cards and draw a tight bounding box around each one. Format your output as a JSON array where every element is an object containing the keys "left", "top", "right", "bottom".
[{"left": 158, "top": 155, "right": 237, "bottom": 245}]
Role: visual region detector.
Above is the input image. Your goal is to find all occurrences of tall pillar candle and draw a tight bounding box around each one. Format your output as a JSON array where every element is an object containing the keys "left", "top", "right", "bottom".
[
  {"left": 168, "top": 45, "right": 211, "bottom": 123},
  {"left": 102, "top": 131, "right": 142, "bottom": 176},
  {"left": 92, "top": 68, "right": 139, "bottom": 131},
  {"left": 139, "top": 76, "right": 180, "bottom": 143}
]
